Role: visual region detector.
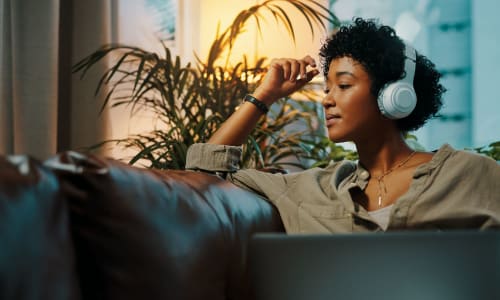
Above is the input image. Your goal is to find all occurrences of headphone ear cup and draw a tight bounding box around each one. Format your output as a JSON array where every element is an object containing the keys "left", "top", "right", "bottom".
[
  {"left": 378, "top": 42, "right": 418, "bottom": 120},
  {"left": 377, "top": 82, "right": 417, "bottom": 119}
]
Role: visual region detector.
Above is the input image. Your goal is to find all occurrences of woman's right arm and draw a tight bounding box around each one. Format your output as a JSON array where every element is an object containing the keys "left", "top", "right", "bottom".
[{"left": 208, "top": 56, "right": 320, "bottom": 146}]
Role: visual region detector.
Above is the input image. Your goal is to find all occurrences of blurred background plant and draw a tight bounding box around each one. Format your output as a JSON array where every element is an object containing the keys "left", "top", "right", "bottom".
[
  {"left": 73, "top": 0, "right": 342, "bottom": 170},
  {"left": 468, "top": 141, "right": 500, "bottom": 161}
]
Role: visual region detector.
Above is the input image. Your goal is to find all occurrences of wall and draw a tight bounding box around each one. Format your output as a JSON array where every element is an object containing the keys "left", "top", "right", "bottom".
[
  {"left": 471, "top": 0, "right": 500, "bottom": 147},
  {"left": 418, "top": 0, "right": 472, "bottom": 150}
]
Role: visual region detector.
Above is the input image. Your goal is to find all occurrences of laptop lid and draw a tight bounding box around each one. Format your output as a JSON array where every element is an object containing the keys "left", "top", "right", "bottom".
[{"left": 249, "top": 231, "right": 500, "bottom": 300}]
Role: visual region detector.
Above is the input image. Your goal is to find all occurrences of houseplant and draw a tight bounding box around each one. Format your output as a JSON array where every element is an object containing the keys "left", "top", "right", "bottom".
[{"left": 73, "top": 0, "right": 349, "bottom": 170}]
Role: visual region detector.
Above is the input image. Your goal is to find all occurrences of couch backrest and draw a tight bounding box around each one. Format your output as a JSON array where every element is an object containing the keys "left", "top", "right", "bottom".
[
  {"left": 0, "top": 155, "right": 80, "bottom": 300},
  {"left": 44, "top": 151, "right": 284, "bottom": 300}
]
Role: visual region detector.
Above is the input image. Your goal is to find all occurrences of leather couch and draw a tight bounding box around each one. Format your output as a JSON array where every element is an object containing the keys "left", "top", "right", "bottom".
[{"left": 0, "top": 151, "right": 284, "bottom": 300}]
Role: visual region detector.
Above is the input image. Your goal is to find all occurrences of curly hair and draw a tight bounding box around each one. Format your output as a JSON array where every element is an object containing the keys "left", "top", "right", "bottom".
[{"left": 319, "top": 17, "right": 446, "bottom": 132}]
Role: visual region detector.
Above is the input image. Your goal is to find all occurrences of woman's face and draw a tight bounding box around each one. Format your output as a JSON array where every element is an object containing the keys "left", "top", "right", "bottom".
[{"left": 322, "top": 56, "right": 384, "bottom": 143}]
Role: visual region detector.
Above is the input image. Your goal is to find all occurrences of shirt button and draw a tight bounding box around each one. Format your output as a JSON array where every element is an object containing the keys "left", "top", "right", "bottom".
[{"left": 359, "top": 171, "right": 370, "bottom": 180}]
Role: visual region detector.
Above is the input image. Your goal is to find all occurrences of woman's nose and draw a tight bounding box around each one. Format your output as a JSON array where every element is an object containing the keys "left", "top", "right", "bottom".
[{"left": 322, "top": 94, "right": 335, "bottom": 108}]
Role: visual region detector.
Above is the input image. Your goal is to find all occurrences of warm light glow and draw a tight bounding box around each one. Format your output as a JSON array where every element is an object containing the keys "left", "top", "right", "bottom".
[
  {"left": 239, "top": 72, "right": 263, "bottom": 83},
  {"left": 198, "top": 0, "right": 330, "bottom": 66}
]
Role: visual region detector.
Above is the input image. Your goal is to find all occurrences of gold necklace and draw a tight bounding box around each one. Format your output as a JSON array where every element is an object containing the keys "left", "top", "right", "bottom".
[{"left": 375, "top": 151, "right": 417, "bottom": 207}]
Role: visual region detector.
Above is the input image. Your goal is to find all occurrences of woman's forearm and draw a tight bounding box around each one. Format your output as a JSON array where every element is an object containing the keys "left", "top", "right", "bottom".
[
  {"left": 207, "top": 99, "right": 267, "bottom": 146},
  {"left": 207, "top": 56, "right": 319, "bottom": 146}
]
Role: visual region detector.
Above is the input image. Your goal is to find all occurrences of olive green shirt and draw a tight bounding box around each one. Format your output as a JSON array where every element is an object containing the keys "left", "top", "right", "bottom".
[{"left": 186, "top": 143, "right": 500, "bottom": 233}]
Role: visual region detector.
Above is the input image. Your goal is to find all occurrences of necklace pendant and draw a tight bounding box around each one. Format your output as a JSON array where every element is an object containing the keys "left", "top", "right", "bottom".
[{"left": 378, "top": 195, "right": 382, "bottom": 207}]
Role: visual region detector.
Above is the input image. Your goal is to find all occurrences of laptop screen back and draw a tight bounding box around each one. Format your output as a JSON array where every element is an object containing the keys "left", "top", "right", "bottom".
[{"left": 249, "top": 231, "right": 500, "bottom": 300}]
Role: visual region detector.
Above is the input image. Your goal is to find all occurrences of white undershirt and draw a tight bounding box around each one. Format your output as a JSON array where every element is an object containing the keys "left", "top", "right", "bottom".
[{"left": 367, "top": 204, "right": 393, "bottom": 230}]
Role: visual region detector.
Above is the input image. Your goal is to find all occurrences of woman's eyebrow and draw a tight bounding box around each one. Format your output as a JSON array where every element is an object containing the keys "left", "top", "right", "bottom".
[{"left": 335, "top": 71, "right": 356, "bottom": 78}]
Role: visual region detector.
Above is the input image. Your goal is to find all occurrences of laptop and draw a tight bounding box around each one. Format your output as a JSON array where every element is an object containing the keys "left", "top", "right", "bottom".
[{"left": 248, "top": 231, "right": 500, "bottom": 300}]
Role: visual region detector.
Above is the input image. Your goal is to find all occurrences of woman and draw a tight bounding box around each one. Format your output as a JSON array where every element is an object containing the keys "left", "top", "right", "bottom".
[{"left": 186, "top": 18, "right": 500, "bottom": 232}]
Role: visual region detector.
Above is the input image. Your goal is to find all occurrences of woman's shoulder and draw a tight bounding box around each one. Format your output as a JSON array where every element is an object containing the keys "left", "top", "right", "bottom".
[
  {"left": 442, "top": 143, "right": 497, "bottom": 163},
  {"left": 433, "top": 143, "right": 499, "bottom": 175}
]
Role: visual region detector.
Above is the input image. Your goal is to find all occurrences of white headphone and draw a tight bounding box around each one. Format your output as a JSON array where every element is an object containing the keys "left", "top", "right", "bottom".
[{"left": 377, "top": 42, "right": 417, "bottom": 119}]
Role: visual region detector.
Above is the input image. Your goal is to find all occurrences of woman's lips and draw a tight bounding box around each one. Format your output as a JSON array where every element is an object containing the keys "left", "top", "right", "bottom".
[{"left": 325, "top": 114, "right": 341, "bottom": 126}]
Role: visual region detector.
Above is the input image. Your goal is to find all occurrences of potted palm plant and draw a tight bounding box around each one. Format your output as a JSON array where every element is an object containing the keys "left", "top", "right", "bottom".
[{"left": 73, "top": 0, "right": 358, "bottom": 170}]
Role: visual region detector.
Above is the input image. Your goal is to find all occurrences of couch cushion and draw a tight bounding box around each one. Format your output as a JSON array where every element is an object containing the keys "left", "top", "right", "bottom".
[
  {"left": 46, "top": 151, "right": 283, "bottom": 300},
  {"left": 0, "top": 155, "right": 80, "bottom": 300}
]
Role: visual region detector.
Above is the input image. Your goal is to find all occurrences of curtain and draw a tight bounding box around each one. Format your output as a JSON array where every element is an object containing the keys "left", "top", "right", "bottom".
[{"left": 0, "top": 0, "right": 112, "bottom": 160}]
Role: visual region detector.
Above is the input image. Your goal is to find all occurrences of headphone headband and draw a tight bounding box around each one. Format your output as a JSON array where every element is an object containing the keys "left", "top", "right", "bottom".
[{"left": 402, "top": 43, "right": 416, "bottom": 84}]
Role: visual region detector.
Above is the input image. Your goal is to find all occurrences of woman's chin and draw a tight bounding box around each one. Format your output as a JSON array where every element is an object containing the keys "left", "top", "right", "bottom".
[
  {"left": 328, "top": 133, "right": 350, "bottom": 143},
  {"left": 327, "top": 124, "right": 358, "bottom": 143}
]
